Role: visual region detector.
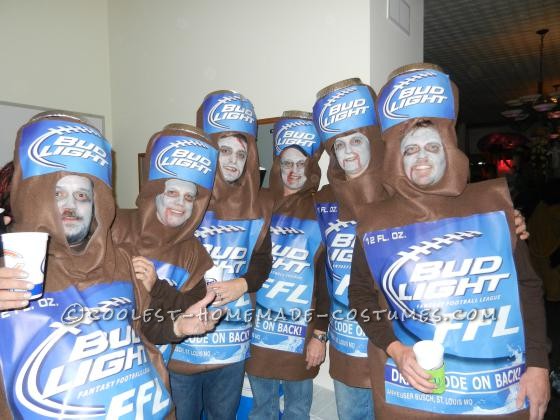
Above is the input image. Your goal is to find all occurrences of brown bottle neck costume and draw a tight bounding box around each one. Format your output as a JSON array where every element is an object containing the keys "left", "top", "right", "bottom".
[
  {"left": 1, "top": 114, "right": 171, "bottom": 419},
  {"left": 312, "top": 80, "right": 388, "bottom": 388},
  {"left": 167, "top": 95, "right": 271, "bottom": 376},
  {"left": 316, "top": 77, "right": 388, "bottom": 220},
  {"left": 355, "top": 116, "right": 517, "bottom": 242},
  {"left": 351, "top": 66, "right": 527, "bottom": 420},
  {"left": 112, "top": 127, "right": 215, "bottom": 292},
  {"left": 11, "top": 115, "right": 132, "bottom": 289},
  {"left": 246, "top": 114, "right": 329, "bottom": 381},
  {"left": 196, "top": 96, "right": 262, "bottom": 221},
  {"left": 269, "top": 143, "right": 323, "bottom": 220}
]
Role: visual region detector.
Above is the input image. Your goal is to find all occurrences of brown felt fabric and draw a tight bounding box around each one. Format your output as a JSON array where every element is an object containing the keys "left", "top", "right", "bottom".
[
  {"left": 112, "top": 126, "right": 215, "bottom": 291},
  {"left": 134, "top": 126, "right": 215, "bottom": 245},
  {"left": 112, "top": 126, "right": 219, "bottom": 360},
  {"left": 169, "top": 97, "right": 271, "bottom": 376},
  {"left": 245, "top": 113, "right": 328, "bottom": 381},
  {"left": 245, "top": 249, "right": 328, "bottom": 381},
  {"left": 11, "top": 114, "right": 129, "bottom": 291},
  {"left": 328, "top": 343, "right": 372, "bottom": 389},
  {"left": 313, "top": 80, "right": 388, "bottom": 388},
  {"left": 3, "top": 113, "right": 171, "bottom": 415},
  {"left": 320, "top": 82, "right": 388, "bottom": 221},
  {"left": 168, "top": 202, "right": 272, "bottom": 377},
  {"left": 314, "top": 184, "right": 373, "bottom": 388},
  {"left": 196, "top": 95, "right": 262, "bottom": 221},
  {"left": 366, "top": 341, "right": 530, "bottom": 420},
  {"left": 348, "top": 65, "right": 545, "bottom": 419},
  {"left": 268, "top": 144, "right": 323, "bottom": 221}
]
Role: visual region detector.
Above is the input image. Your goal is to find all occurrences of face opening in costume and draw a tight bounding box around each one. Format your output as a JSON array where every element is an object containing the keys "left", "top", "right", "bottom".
[
  {"left": 280, "top": 147, "right": 308, "bottom": 192},
  {"left": 333, "top": 131, "right": 371, "bottom": 179},
  {"left": 401, "top": 125, "right": 447, "bottom": 188},
  {"left": 55, "top": 175, "right": 94, "bottom": 245},
  {"left": 155, "top": 179, "right": 197, "bottom": 228},
  {"left": 218, "top": 134, "right": 248, "bottom": 183}
]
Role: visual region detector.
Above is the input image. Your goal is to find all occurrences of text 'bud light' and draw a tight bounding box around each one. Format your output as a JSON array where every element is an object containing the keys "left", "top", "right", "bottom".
[
  {"left": 313, "top": 85, "right": 376, "bottom": 142},
  {"left": 20, "top": 119, "right": 112, "bottom": 186},
  {"left": 378, "top": 69, "right": 455, "bottom": 132}
]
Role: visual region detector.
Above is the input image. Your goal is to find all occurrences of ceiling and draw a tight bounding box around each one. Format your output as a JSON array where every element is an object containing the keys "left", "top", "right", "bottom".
[{"left": 424, "top": 0, "right": 560, "bottom": 127}]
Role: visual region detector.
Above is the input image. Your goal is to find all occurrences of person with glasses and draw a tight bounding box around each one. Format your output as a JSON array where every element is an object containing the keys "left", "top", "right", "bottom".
[
  {"left": 167, "top": 91, "right": 272, "bottom": 420},
  {"left": 246, "top": 111, "right": 328, "bottom": 420}
]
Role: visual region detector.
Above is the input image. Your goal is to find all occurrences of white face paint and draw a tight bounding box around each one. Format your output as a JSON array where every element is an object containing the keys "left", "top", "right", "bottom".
[
  {"left": 333, "top": 131, "right": 371, "bottom": 178},
  {"left": 55, "top": 175, "right": 94, "bottom": 245},
  {"left": 401, "top": 126, "right": 447, "bottom": 188},
  {"left": 218, "top": 135, "right": 248, "bottom": 182},
  {"left": 155, "top": 179, "right": 197, "bottom": 228},
  {"left": 280, "top": 147, "right": 308, "bottom": 192}
]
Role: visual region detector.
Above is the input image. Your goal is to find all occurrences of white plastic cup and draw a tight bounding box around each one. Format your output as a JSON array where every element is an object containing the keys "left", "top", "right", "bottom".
[
  {"left": 1, "top": 232, "right": 49, "bottom": 300},
  {"left": 204, "top": 265, "right": 224, "bottom": 285},
  {"left": 413, "top": 340, "right": 444, "bottom": 370},
  {"left": 413, "top": 340, "right": 446, "bottom": 394}
]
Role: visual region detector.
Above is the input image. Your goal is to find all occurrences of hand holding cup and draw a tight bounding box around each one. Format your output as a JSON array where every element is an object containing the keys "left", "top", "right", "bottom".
[{"left": 1, "top": 232, "right": 48, "bottom": 302}]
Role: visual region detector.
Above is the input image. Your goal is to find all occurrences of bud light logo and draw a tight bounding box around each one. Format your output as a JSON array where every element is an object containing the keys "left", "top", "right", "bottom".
[
  {"left": 273, "top": 119, "right": 320, "bottom": 157},
  {"left": 1, "top": 283, "right": 171, "bottom": 419},
  {"left": 381, "top": 230, "right": 485, "bottom": 323},
  {"left": 313, "top": 85, "right": 376, "bottom": 142},
  {"left": 378, "top": 69, "right": 455, "bottom": 132},
  {"left": 20, "top": 119, "right": 112, "bottom": 187},
  {"left": 203, "top": 92, "right": 257, "bottom": 137},
  {"left": 149, "top": 136, "right": 217, "bottom": 190}
]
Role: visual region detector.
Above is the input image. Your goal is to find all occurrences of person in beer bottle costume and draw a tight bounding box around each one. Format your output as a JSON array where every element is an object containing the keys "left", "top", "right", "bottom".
[
  {"left": 112, "top": 123, "right": 223, "bottom": 363},
  {"left": 246, "top": 110, "right": 328, "bottom": 420},
  {"left": 312, "top": 77, "right": 530, "bottom": 420},
  {"left": 312, "top": 78, "right": 386, "bottom": 419},
  {"left": 0, "top": 111, "right": 174, "bottom": 419},
  {"left": 349, "top": 64, "right": 549, "bottom": 420},
  {"left": 167, "top": 91, "right": 272, "bottom": 420}
]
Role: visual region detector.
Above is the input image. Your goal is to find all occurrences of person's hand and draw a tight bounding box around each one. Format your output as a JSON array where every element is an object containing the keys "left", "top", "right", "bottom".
[
  {"left": 173, "top": 290, "right": 223, "bottom": 337},
  {"left": 132, "top": 256, "right": 157, "bottom": 292},
  {"left": 208, "top": 277, "right": 248, "bottom": 306},
  {"left": 0, "top": 267, "right": 33, "bottom": 310},
  {"left": 387, "top": 341, "right": 435, "bottom": 393},
  {"left": 306, "top": 330, "right": 326, "bottom": 369},
  {"left": 514, "top": 209, "right": 529, "bottom": 240},
  {"left": 0, "top": 216, "right": 31, "bottom": 310},
  {"left": 516, "top": 366, "right": 549, "bottom": 420}
]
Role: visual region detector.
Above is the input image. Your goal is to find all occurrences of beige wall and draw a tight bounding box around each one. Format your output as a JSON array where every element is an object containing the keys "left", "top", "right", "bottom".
[
  {"left": 371, "top": 0, "right": 424, "bottom": 91},
  {"left": 0, "top": 0, "right": 423, "bottom": 208},
  {"left": 0, "top": 0, "right": 112, "bottom": 138},
  {"left": 108, "top": 0, "right": 372, "bottom": 207}
]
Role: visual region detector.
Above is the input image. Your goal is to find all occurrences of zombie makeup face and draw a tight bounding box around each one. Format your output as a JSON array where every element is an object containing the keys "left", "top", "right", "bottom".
[
  {"left": 280, "top": 147, "right": 308, "bottom": 192},
  {"left": 155, "top": 179, "right": 197, "bottom": 227},
  {"left": 55, "top": 175, "right": 94, "bottom": 245},
  {"left": 333, "top": 131, "right": 371, "bottom": 179},
  {"left": 218, "top": 135, "right": 248, "bottom": 182},
  {"left": 401, "top": 126, "right": 446, "bottom": 188}
]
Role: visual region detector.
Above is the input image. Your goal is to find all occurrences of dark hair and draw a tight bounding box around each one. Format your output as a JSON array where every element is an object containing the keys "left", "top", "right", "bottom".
[
  {"left": 0, "top": 161, "right": 14, "bottom": 218},
  {"left": 414, "top": 119, "right": 434, "bottom": 129},
  {"left": 280, "top": 145, "right": 309, "bottom": 157},
  {"left": 218, "top": 133, "right": 247, "bottom": 144},
  {"left": 402, "top": 119, "right": 435, "bottom": 140}
]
